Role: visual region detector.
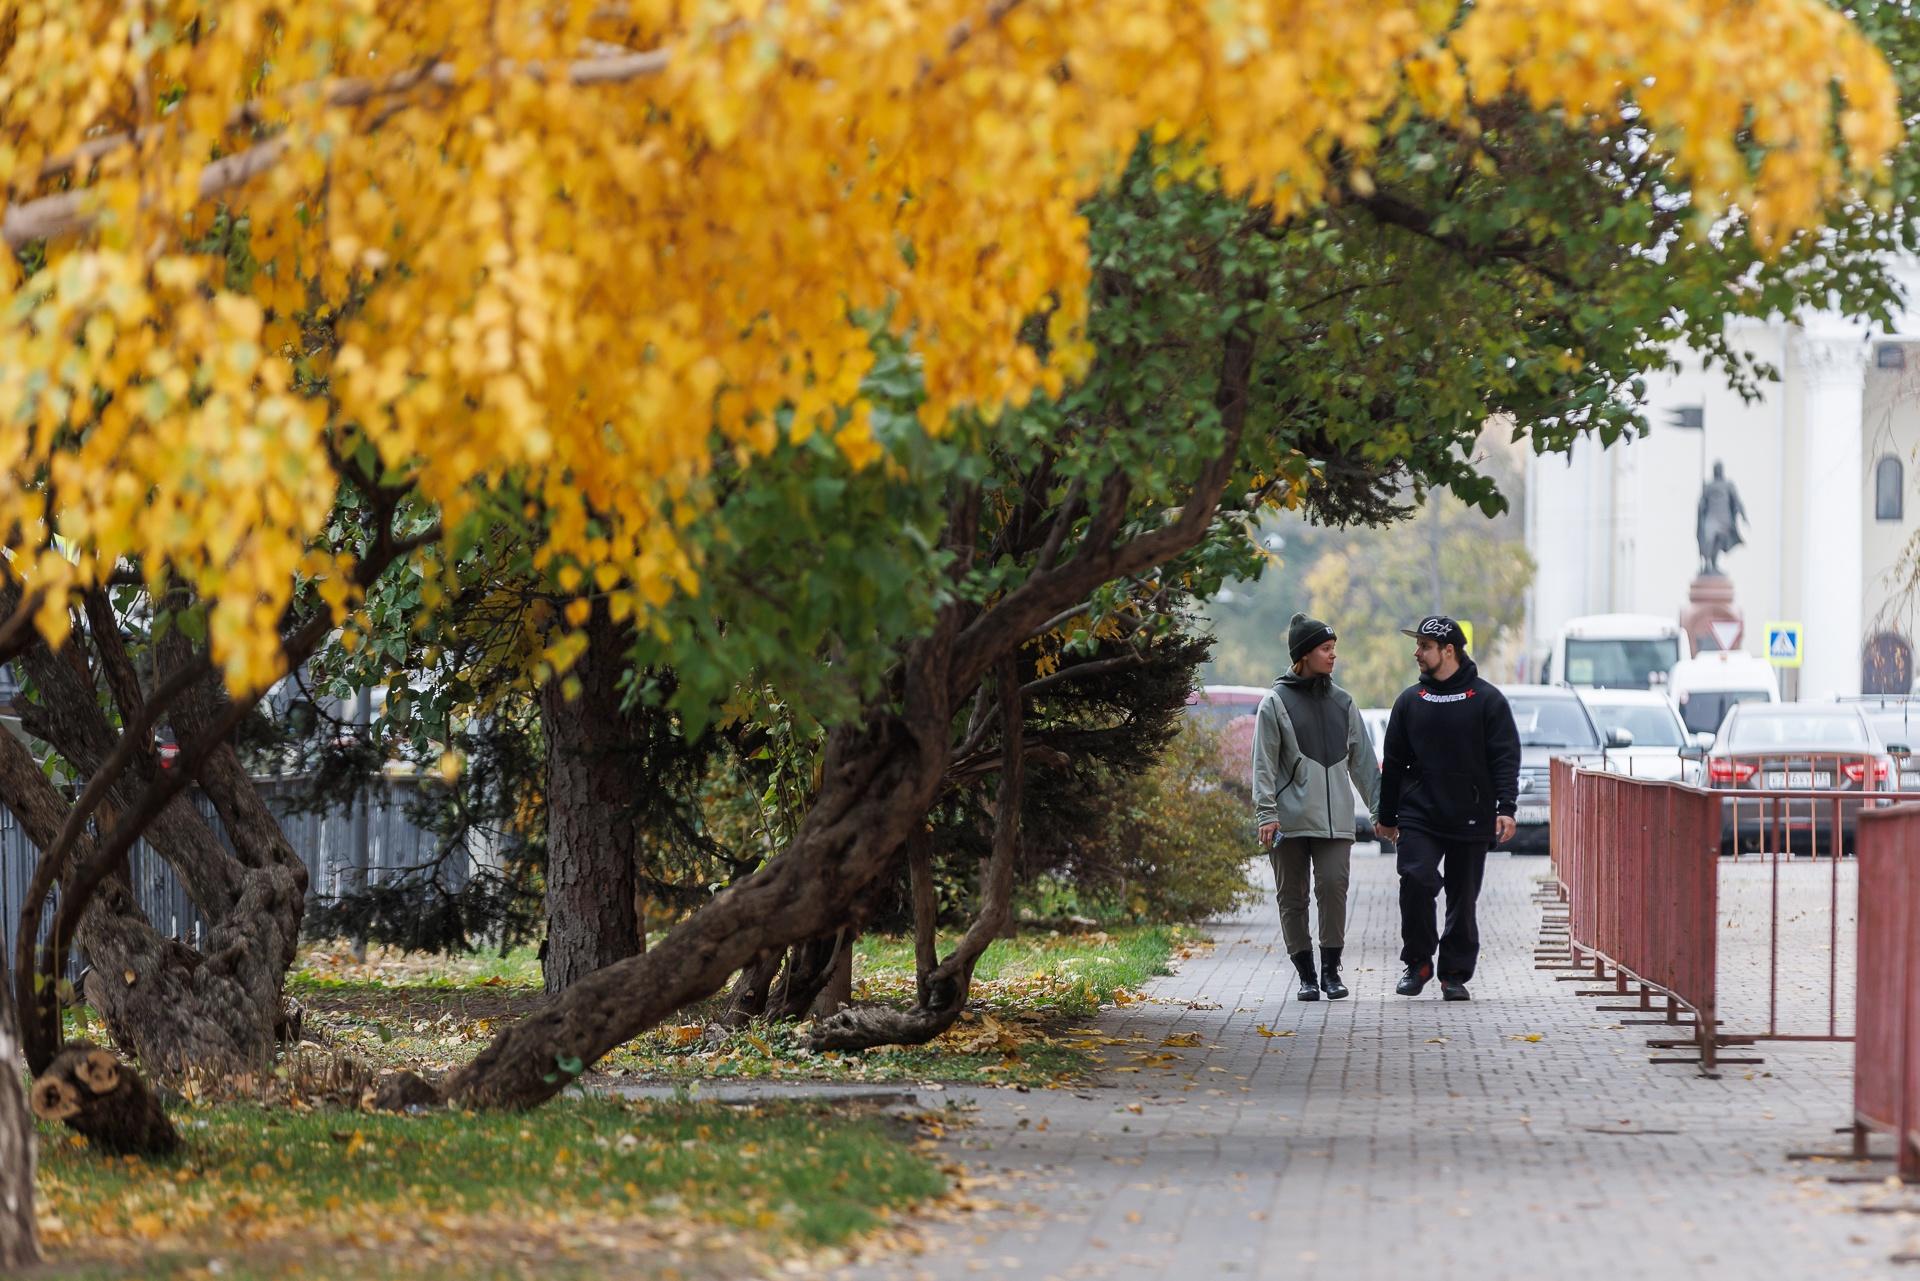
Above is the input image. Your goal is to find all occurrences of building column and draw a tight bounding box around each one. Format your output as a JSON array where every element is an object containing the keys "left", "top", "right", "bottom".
[{"left": 1790, "top": 329, "right": 1869, "bottom": 699}]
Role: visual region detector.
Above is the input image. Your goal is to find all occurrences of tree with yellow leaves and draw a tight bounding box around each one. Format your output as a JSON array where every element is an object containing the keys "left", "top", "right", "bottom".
[{"left": 0, "top": 0, "right": 1906, "bottom": 1188}]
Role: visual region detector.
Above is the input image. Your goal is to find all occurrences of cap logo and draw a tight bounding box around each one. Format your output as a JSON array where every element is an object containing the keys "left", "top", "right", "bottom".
[{"left": 1420, "top": 618, "right": 1452, "bottom": 637}]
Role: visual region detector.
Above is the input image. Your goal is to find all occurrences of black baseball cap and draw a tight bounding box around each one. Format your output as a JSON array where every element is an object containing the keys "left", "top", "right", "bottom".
[{"left": 1401, "top": 615, "right": 1468, "bottom": 651}]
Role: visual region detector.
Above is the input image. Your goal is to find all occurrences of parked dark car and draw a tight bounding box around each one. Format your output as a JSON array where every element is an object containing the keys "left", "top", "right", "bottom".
[
  {"left": 1503, "top": 685, "right": 1613, "bottom": 854},
  {"left": 1703, "top": 703, "right": 1892, "bottom": 855}
]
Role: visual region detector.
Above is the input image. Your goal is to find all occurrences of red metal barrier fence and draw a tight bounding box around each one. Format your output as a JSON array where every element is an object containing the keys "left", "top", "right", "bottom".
[
  {"left": 1550, "top": 764, "right": 1874, "bottom": 1063},
  {"left": 1712, "top": 785, "right": 1859, "bottom": 1044},
  {"left": 1854, "top": 805, "right": 1920, "bottom": 1183},
  {"left": 1548, "top": 766, "right": 1726, "bottom": 1069},
  {"left": 1552, "top": 766, "right": 1917, "bottom": 1183}
]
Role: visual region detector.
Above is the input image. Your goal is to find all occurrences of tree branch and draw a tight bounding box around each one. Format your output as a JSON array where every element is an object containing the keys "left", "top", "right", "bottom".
[
  {"left": 948, "top": 283, "right": 1264, "bottom": 699},
  {"left": 1019, "top": 650, "right": 1148, "bottom": 699},
  {"left": 15, "top": 514, "right": 435, "bottom": 1071}
]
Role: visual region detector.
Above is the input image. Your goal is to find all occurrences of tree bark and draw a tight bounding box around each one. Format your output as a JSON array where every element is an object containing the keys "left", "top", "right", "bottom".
[
  {"left": 907, "top": 829, "right": 939, "bottom": 1007},
  {"left": 769, "top": 935, "right": 842, "bottom": 1022},
  {"left": 538, "top": 606, "right": 644, "bottom": 994},
  {"left": 710, "top": 948, "right": 783, "bottom": 1032},
  {"left": 28, "top": 1043, "right": 177, "bottom": 1156},
  {"left": 809, "top": 929, "right": 854, "bottom": 1020},
  {"left": 381, "top": 619, "right": 960, "bottom": 1110},
  {"left": 6, "top": 637, "right": 301, "bottom": 1080},
  {"left": 0, "top": 950, "right": 39, "bottom": 1270},
  {"left": 804, "top": 656, "right": 1023, "bottom": 1052}
]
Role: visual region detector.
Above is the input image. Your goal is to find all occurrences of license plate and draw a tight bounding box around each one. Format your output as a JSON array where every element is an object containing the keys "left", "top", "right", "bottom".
[
  {"left": 1765, "top": 771, "right": 1829, "bottom": 788},
  {"left": 1516, "top": 805, "right": 1551, "bottom": 824}
]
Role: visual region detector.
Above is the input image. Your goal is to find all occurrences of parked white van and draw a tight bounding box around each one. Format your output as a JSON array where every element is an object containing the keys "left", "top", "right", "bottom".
[
  {"left": 1540, "top": 614, "right": 1687, "bottom": 690},
  {"left": 1667, "top": 650, "right": 1780, "bottom": 737}
]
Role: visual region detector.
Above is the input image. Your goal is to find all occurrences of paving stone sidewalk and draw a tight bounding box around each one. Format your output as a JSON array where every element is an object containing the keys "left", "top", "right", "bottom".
[{"left": 836, "top": 851, "right": 1919, "bottom": 1281}]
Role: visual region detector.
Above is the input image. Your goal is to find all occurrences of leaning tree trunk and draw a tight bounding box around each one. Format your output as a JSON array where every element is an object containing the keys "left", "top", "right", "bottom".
[
  {"left": 375, "top": 616, "right": 964, "bottom": 1111},
  {"left": 538, "top": 605, "right": 645, "bottom": 994},
  {"left": 804, "top": 657, "right": 1024, "bottom": 1051},
  {"left": 373, "top": 299, "right": 1259, "bottom": 1110},
  {"left": 0, "top": 949, "right": 39, "bottom": 1271}
]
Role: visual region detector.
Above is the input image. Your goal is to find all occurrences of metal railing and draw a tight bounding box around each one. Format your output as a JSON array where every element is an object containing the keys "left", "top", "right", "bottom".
[
  {"left": 1711, "top": 783, "right": 1868, "bottom": 1043},
  {"left": 1854, "top": 805, "right": 1920, "bottom": 1182},
  {"left": 1546, "top": 762, "right": 1728, "bottom": 1070}
]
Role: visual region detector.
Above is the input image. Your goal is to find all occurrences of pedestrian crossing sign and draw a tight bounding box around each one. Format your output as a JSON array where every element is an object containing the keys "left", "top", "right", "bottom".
[{"left": 1765, "top": 622, "right": 1802, "bottom": 668}]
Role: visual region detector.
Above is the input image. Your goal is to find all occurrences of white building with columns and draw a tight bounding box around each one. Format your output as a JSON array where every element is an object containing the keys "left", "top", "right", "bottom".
[{"left": 1524, "top": 277, "right": 1920, "bottom": 701}]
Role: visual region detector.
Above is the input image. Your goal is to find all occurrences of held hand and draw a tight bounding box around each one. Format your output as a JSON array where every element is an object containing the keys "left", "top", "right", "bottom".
[
  {"left": 1494, "top": 815, "right": 1517, "bottom": 844},
  {"left": 1375, "top": 825, "right": 1398, "bottom": 844},
  {"left": 1258, "top": 822, "right": 1281, "bottom": 847}
]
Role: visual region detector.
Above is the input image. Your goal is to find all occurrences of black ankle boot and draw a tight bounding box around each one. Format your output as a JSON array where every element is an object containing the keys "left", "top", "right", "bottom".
[
  {"left": 1319, "top": 947, "right": 1348, "bottom": 1000},
  {"left": 1290, "top": 949, "right": 1320, "bottom": 1001}
]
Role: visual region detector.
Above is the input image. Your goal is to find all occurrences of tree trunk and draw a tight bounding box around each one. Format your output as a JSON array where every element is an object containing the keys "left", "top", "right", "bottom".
[
  {"left": 75, "top": 870, "right": 302, "bottom": 1079},
  {"left": 709, "top": 948, "right": 783, "bottom": 1032},
  {"left": 769, "top": 935, "right": 842, "bottom": 1021},
  {"left": 376, "top": 624, "right": 960, "bottom": 1111},
  {"left": 538, "top": 606, "right": 643, "bottom": 994},
  {"left": 809, "top": 930, "right": 854, "bottom": 1019},
  {"left": 804, "top": 657, "right": 1024, "bottom": 1052},
  {"left": 0, "top": 954, "right": 39, "bottom": 1270},
  {"left": 908, "top": 829, "right": 939, "bottom": 1008},
  {"left": 6, "top": 634, "right": 302, "bottom": 1082}
]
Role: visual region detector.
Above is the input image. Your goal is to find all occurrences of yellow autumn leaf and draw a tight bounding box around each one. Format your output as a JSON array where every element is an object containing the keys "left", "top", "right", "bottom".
[{"left": 0, "top": 0, "right": 1892, "bottom": 692}]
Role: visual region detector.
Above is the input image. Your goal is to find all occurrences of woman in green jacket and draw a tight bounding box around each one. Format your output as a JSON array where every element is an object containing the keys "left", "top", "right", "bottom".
[{"left": 1252, "top": 614, "right": 1382, "bottom": 1001}]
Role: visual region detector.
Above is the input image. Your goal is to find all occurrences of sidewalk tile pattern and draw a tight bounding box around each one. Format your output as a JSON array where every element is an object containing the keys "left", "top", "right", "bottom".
[{"left": 836, "top": 852, "right": 1917, "bottom": 1281}]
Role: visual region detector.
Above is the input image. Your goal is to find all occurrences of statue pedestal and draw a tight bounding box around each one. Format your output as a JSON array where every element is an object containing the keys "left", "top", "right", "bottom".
[{"left": 1681, "top": 575, "right": 1744, "bottom": 655}]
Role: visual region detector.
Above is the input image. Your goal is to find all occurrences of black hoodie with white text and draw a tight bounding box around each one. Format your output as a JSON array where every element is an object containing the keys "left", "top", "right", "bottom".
[{"left": 1377, "top": 657, "right": 1521, "bottom": 844}]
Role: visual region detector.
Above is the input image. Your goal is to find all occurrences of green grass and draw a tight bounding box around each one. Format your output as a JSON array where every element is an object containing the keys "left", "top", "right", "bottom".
[
  {"left": 281, "top": 925, "right": 1193, "bottom": 1088},
  {"left": 602, "top": 925, "right": 1191, "bottom": 1086},
  {"left": 32, "top": 1097, "right": 945, "bottom": 1280},
  {"left": 853, "top": 925, "right": 1183, "bottom": 1016},
  {"left": 286, "top": 945, "right": 545, "bottom": 994}
]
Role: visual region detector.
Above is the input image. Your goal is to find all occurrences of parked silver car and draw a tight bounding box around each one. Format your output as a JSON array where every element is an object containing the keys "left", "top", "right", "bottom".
[{"left": 1703, "top": 702, "right": 1891, "bottom": 854}]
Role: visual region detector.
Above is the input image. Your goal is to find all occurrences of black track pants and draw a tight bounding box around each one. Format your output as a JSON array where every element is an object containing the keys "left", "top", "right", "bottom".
[{"left": 1396, "top": 828, "right": 1489, "bottom": 982}]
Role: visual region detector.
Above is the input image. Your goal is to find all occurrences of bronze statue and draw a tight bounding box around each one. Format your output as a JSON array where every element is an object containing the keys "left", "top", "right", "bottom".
[{"left": 1696, "top": 460, "right": 1747, "bottom": 577}]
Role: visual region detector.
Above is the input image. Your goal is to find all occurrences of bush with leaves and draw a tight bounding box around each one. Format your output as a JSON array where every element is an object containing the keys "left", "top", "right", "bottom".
[{"left": 1056, "top": 722, "right": 1258, "bottom": 926}]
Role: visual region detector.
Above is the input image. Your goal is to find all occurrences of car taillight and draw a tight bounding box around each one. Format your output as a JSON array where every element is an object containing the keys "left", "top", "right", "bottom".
[
  {"left": 1841, "top": 760, "right": 1890, "bottom": 785},
  {"left": 1707, "top": 759, "right": 1757, "bottom": 784}
]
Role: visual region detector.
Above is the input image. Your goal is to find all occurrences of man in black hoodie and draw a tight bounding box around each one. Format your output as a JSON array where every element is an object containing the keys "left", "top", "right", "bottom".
[{"left": 1375, "top": 616, "right": 1521, "bottom": 1001}]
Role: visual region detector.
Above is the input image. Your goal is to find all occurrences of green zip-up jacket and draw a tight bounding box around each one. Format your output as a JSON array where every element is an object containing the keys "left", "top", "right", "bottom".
[{"left": 1251, "top": 672, "right": 1381, "bottom": 841}]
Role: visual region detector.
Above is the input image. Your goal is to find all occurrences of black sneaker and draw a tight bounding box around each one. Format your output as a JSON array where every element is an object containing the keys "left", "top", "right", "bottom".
[
  {"left": 1394, "top": 963, "right": 1433, "bottom": 996},
  {"left": 1441, "top": 980, "right": 1471, "bottom": 1002}
]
